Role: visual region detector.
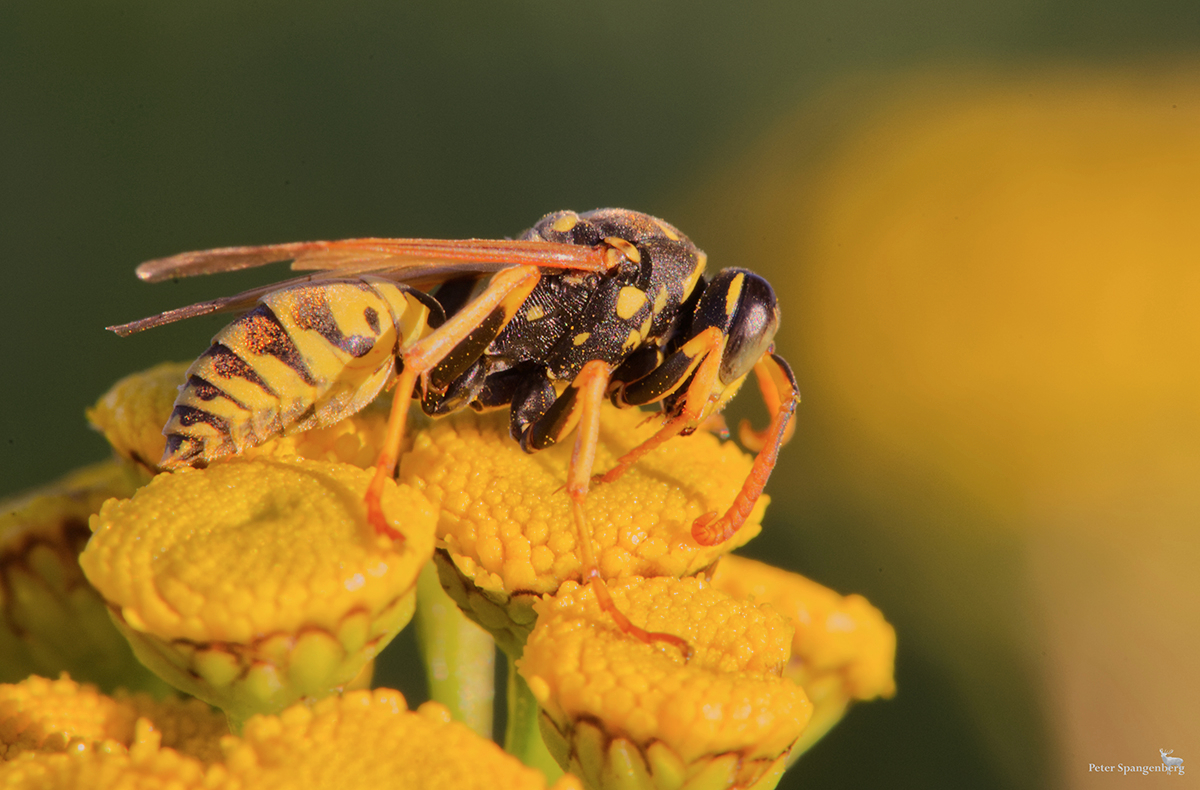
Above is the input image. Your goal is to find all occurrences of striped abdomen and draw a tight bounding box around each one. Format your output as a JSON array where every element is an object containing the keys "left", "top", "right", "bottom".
[{"left": 161, "top": 278, "right": 435, "bottom": 468}]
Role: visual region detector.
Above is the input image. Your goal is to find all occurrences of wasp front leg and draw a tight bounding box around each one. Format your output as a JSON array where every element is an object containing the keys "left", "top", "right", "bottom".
[
  {"left": 691, "top": 352, "right": 798, "bottom": 546},
  {"left": 364, "top": 265, "right": 543, "bottom": 539},
  {"left": 597, "top": 326, "right": 728, "bottom": 485}
]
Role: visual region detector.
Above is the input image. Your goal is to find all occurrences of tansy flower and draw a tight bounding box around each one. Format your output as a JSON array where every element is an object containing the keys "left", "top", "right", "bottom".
[
  {"left": 0, "top": 673, "right": 226, "bottom": 763},
  {"left": 0, "top": 463, "right": 164, "bottom": 693},
  {"left": 3, "top": 359, "right": 896, "bottom": 790},
  {"left": 400, "top": 406, "right": 766, "bottom": 657},
  {"left": 519, "top": 577, "right": 810, "bottom": 790},
  {"left": 0, "top": 681, "right": 580, "bottom": 790},
  {"left": 710, "top": 555, "right": 896, "bottom": 758},
  {"left": 80, "top": 457, "right": 437, "bottom": 724}
]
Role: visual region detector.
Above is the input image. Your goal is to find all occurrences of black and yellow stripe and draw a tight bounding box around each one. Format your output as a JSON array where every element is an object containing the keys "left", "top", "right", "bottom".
[{"left": 161, "top": 278, "right": 435, "bottom": 468}]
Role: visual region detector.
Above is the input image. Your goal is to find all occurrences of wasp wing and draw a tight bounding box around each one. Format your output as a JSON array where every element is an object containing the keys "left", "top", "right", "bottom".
[
  {"left": 134, "top": 238, "right": 608, "bottom": 282},
  {"left": 112, "top": 238, "right": 610, "bottom": 336}
]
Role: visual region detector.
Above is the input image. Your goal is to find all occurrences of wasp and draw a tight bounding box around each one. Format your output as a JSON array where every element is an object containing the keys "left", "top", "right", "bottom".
[{"left": 110, "top": 208, "right": 799, "bottom": 653}]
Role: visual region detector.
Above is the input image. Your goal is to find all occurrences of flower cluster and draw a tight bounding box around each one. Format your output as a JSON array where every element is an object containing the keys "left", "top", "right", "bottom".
[{"left": 1, "top": 363, "right": 895, "bottom": 789}]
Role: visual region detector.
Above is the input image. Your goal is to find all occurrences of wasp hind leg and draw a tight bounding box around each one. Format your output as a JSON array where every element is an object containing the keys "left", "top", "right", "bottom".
[
  {"left": 521, "top": 360, "right": 693, "bottom": 660},
  {"left": 364, "top": 265, "right": 543, "bottom": 540}
]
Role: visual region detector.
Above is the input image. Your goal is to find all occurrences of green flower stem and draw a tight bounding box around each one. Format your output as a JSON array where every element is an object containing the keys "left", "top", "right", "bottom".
[
  {"left": 505, "top": 655, "right": 563, "bottom": 780},
  {"left": 414, "top": 561, "right": 495, "bottom": 739}
]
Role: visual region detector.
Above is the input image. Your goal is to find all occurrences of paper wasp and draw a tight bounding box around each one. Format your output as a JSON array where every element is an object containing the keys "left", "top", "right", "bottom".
[{"left": 110, "top": 208, "right": 799, "bottom": 653}]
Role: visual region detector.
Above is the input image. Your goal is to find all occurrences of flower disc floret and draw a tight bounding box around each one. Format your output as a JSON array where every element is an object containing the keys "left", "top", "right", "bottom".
[
  {"left": 220, "top": 689, "right": 580, "bottom": 790},
  {"left": 401, "top": 405, "right": 766, "bottom": 652},
  {"left": 0, "top": 675, "right": 227, "bottom": 764},
  {"left": 80, "top": 458, "right": 436, "bottom": 719},
  {"left": 520, "top": 577, "right": 810, "bottom": 790},
  {"left": 711, "top": 555, "right": 896, "bottom": 759}
]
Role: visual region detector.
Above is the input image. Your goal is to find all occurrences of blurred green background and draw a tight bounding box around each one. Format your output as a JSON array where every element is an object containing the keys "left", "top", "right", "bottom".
[{"left": 3, "top": 3, "right": 1198, "bottom": 788}]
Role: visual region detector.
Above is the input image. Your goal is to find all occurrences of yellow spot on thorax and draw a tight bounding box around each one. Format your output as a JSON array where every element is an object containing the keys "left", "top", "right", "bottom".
[
  {"left": 653, "top": 218, "right": 681, "bottom": 241},
  {"left": 725, "top": 273, "right": 745, "bottom": 317},
  {"left": 525, "top": 304, "right": 546, "bottom": 321},
  {"left": 622, "top": 329, "right": 641, "bottom": 352},
  {"left": 616, "top": 286, "right": 647, "bottom": 320},
  {"left": 551, "top": 213, "right": 579, "bottom": 232},
  {"left": 573, "top": 332, "right": 591, "bottom": 346},
  {"left": 652, "top": 285, "right": 669, "bottom": 314}
]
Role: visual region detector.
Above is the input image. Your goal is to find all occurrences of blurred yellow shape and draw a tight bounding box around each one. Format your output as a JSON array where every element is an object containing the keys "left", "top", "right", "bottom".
[
  {"left": 685, "top": 65, "right": 1200, "bottom": 785},
  {"left": 0, "top": 462, "right": 163, "bottom": 692},
  {"left": 403, "top": 406, "right": 765, "bottom": 654},
  {"left": 711, "top": 555, "right": 894, "bottom": 757},
  {"left": 520, "top": 577, "right": 809, "bottom": 790},
  {"left": 80, "top": 457, "right": 435, "bottom": 721},
  {"left": 87, "top": 362, "right": 190, "bottom": 474}
]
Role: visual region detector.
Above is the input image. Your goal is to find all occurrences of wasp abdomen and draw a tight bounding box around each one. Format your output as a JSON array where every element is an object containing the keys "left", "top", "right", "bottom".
[{"left": 161, "top": 279, "right": 434, "bottom": 468}]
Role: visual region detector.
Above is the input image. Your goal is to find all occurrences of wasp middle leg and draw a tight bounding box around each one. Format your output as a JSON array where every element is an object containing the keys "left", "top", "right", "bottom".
[{"left": 364, "top": 265, "right": 543, "bottom": 539}]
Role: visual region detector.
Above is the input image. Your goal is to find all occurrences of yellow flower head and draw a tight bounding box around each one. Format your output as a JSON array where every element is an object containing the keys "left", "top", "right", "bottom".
[
  {"left": 0, "top": 463, "right": 162, "bottom": 692},
  {"left": 519, "top": 577, "right": 810, "bottom": 790},
  {"left": 711, "top": 555, "right": 895, "bottom": 758},
  {"left": 0, "top": 683, "right": 582, "bottom": 790},
  {"left": 224, "top": 689, "right": 580, "bottom": 790},
  {"left": 0, "top": 674, "right": 226, "bottom": 764},
  {"left": 79, "top": 457, "right": 436, "bottom": 721},
  {"left": 402, "top": 406, "right": 766, "bottom": 654}
]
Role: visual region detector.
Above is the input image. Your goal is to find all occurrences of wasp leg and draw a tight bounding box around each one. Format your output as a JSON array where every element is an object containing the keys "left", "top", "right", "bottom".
[
  {"left": 737, "top": 350, "right": 797, "bottom": 452},
  {"left": 364, "top": 265, "right": 543, "bottom": 539},
  {"left": 692, "top": 353, "right": 798, "bottom": 546},
  {"left": 594, "top": 327, "right": 727, "bottom": 486},
  {"left": 523, "top": 360, "right": 693, "bottom": 659}
]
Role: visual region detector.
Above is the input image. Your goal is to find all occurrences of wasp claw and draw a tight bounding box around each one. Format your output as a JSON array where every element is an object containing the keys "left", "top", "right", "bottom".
[{"left": 366, "top": 494, "right": 405, "bottom": 543}]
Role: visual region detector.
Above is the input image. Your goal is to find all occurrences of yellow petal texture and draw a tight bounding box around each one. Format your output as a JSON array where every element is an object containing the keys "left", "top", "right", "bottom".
[
  {"left": 87, "top": 362, "right": 390, "bottom": 473},
  {"left": 220, "top": 689, "right": 581, "bottom": 790},
  {"left": 0, "top": 686, "right": 583, "bottom": 790},
  {"left": 0, "top": 462, "right": 163, "bottom": 692},
  {"left": 520, "top": 577, "right": 810, "bottom": 790},
  {"left": 0, "top": 675, "right": 227, "bottom": 764},
  {"left": 402, "top": 406, "right": 765, "bottom": 652},
  {"left": 710, "top": 555, "right": 895, "bottom": 758},
  {"left": 79, "top": 458, "right": 436, "bottom": 720}
]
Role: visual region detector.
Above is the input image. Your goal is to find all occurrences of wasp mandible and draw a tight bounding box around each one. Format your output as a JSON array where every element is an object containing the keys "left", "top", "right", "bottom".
[{"left": 110, "top": 209, "right": 799, "bottom": 652}]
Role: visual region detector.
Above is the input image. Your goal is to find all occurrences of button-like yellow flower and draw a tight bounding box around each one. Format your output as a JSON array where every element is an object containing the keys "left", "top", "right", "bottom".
[
  {"left": 0, "top": 682, "right": 582, "bottom": 790},
  {"left": 710, "top": 555, "right": 895, "bottom": 758},
  {"left": 520, "top": 577, "right": 810, "bottom": 790},
  {"left": 80, "top": 458, "right": 436, "bottom": 722},
  {"left": 0, "top": 463, "right": 162, "bottom": 692},
  {"left": 224, "top": 689, "right": 581, "bottom": 790},
  {"left": 0, "top": 673, "right": 226, "bottom": 763},
  {"left": 402, "top": 407, "right": 766, "bottom": 656}
]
